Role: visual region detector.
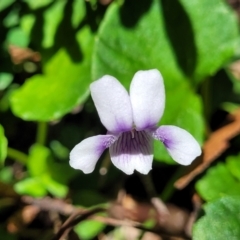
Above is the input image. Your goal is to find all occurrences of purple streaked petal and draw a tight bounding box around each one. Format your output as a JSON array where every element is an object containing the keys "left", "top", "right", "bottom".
[
  {"left": 130, "top": 69, "right": 165, "bottom": 130},
  {"left": 152, "top": 125, "right": 201, "bottom": 165},
  {"left": 109, "top": 130, "right": 153, "bottom": 175},
  {"left": 90, "top": 75, "right": 133, "bottom": 133},
  {"left": 70, "top": 134, "right": 117, "bottom": 173}
]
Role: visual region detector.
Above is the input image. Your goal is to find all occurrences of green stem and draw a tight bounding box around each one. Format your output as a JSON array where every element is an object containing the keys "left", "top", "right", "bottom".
[
  {"left": 7, "top": 147, "right": 28, "bottom": 165},
  {"left": 36, "top": 121, "right": 48, "bottom": 145},
  {"left": 201, "top": 77, "right": 211, "bottom": 122},
  {"left": 138, "top": 173, "right": 157, "bottom": 198},
  {"left": 160, "top": 166, "right": 185, "bottom": 202},
  {"left": 139, "top": 173, "right": 169, "bottom": 216}
]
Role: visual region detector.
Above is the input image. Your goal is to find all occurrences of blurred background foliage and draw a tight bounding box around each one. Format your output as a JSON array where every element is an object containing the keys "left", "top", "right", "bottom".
[{"left": 0, "top": 0, "right": 240, "bottom": 239}]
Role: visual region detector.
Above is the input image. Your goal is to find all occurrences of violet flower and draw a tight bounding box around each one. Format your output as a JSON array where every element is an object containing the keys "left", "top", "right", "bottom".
[{"left": 70, "top": 69, "right": 201, "bottom": 175}]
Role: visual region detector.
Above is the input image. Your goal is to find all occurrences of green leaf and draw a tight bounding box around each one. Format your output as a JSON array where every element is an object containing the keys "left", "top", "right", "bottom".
[
  {"left": 50, "top": 140, "right": 69, "bottom": 160},
  {"left": 27, "top": 144, "right": 50, "bottom": 177},
  {"left": 3, "top": 7, "right": 19, "bottom": 28},
  {"left": 0, "top": 73, "right": 13, "bottom": 90},
  {"left": 15, "top": 175, "right": 68, "bottom": 198},
  {"left": 27, "top": 144, "right": 69, "bottom": 197},
  {"left": 41, "top": 174, "right": 68, "bottom": 198},
  {"left": 0, "top": 84, "right": 19, "bottom": 112},
  {"left": 42, "top": 0, "right": 66, "bottom": 48},
  {"left": 20, "top": 14, "right": 35, "bottom": 38},
  {"left": 143, "top": 218, "right": 156, "bottom": 229},
  {"left": 72, "top": 0, "right": 86, "bottom": 28},
  {"left": 10, "top": 26, "right": 94, "bottom": 121},
  {"left": 93, "top": 0, "right": 238, "bottom": 85},
  {"left": 0, "top": 167, "right": 13, "bottom": 183},
  {"left": 193, "top": 196, "right": 240, "bottom": 240},
  {"left": 74, "top": 220, "right": 105, "bottom": 240},
  {"left": 0, "top": 125, "right": 8, "bottom": 165},
  {"left": 92, "top": 0, "right": 238, "bottom": 163},
  {"left": 221, "top": 102, "right": 240, "bottom": 113},
  {"left": 92, "top": 0, "right": 239, "bottom": 162},
  {"left": 0, "top": 226, "right": 17, "bottom": 240},
  {"left": 195, "top": 163, "right": 240, "bottom": 201},
  {"left": 23, "top": 0, "right": 52, "bottom": 9},
  {"left": 179, "top": 0, "right": 238, "bottom": 81},
  {"left": 14, "top": 177, "right": 47, "bottom": 197},
  {"left": 0, "top": 0, "right": 15, "bottom": 11},
  {"left": 47, "top": 157, "right": 77, "bottom": 185},
  {"left": 7, "top": 27, "right": 29, "bottom": 47},
  {"left": 226, "top": 154, "right": 240, "bottom": 181}
]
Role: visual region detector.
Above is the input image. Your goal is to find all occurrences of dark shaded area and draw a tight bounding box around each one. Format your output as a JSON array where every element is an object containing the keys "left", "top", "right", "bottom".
[
  {"left": 119, "top": 0, "right": 153, "bottom": 28},
  {"left": 1, "top": 110, "right": 36, "bottom": 153},
  {"left": 227, "top": 0, "right": 240, "bottom": 19},
  {"left": 119, "top": 0, "right": 197, "bottom": 78},
  {"left": 54, "top": 0, "right": 83, "bottom": 63},
  {"left": 125, "top": 166, "right": 193, "bottom": 210},
  {"left": 207, "top": 69, "right": 240, "bottom": 130},
  {"left": 83, "top": 1, "right": 107, "bottom": 33},
  {"left": 28, "top": 2, "right": 52, "bottom": 51},
  {"left": 29, "top": 0, "right": 83, "bottom": 63},
  {"left": 28, "top": 0, "right": 107, "bottom": 63},
  {"left": 210, "top": 110, "right": 229, "bottom": 131},
  {"left": 210, "top": 69, "right": 240, "bottom": 111},
  {"left": 0, "top": 2, "right": 17, "bottom": 73},
  {"left": 160, "top": 0, "right": 197, "bottom": 78}
]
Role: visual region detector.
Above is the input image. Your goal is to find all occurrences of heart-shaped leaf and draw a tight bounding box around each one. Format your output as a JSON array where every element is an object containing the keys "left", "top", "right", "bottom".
[
  {"left": 193, "top": 196, "right": 240, "bottom": 239},
  {"left": 195, "top": 162, "right": 240, "bottom": 201},
  {"left": 10, "top": 26, "right": 94, "bottom": 121},
  {"left": 14, "top": 177, "right": 47, "bottom": 197},
  {"left": 93, "top": 0, "right": 238, "bottom": 85},
  {"left": 93, "top": 0, "right": 238, "bottom": 162}
]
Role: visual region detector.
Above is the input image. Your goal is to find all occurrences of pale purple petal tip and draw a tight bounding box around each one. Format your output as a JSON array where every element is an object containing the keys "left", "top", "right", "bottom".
[
  {"left": 70, "top": 134, "right": 116, "bottom": 174},
  {"left": 115, "top": 122, "right": 132, "bottom": 133},
  {"left": 152, "top": 125, "right": 202, "bottom": 165},
  {"left": 109, "top": 130, "right": 153, "bottom": 174}
]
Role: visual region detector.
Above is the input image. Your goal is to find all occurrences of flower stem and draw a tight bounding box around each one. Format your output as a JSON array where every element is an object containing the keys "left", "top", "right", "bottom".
[
  {"left": 160, "top": 166, "right": 185, "bottom": 202},
  {"left": 139, "top": 173, "right": 169, "bottom": 216},
  {"left": 139, "top": 173, "right": 157, "bottom": 198},
  {"left": 7, "top": 147, "right": 28, "bottom": 165},
  {"left": 201, "top": 77, "right": 211, "bottom": 122},
  {"left": 36, "top": 121, "right": 48, "bottom": 145}
]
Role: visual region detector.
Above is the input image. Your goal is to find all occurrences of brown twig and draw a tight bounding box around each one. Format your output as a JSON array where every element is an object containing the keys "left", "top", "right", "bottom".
[
  {"left": 52, "top": 207, "right": 106, "bottom": 240},
  {"left": 22, "top": 196, "right": 75, "bottom": 216},
  {"left": 21, "top": 196, "right": 190, "bottom": 239},
  {"left": 92, "top": 215, "right": 190, "bottom": 239}
]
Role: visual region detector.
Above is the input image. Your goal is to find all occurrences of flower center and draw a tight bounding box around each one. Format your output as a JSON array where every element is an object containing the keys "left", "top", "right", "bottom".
[{"left": 110, "top": 130, "right": 153, "bottom": 156}]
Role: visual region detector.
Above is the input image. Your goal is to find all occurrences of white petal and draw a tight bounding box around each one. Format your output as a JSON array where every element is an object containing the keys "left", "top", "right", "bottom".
[
  {"left": 109, "top": 130, "right": 153, "bottom": 174},
  {"left": 70, "top": 135, "right": 116, "bottom": 173},
  {"left": 152, "top": 125, "right": 201, "bottom": 165},
  {"left": 90, "top": 75, "right": 133, "bottom": 133},
  {"left": 130, "top": 69, "right": 165, "bottom": 130}
]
